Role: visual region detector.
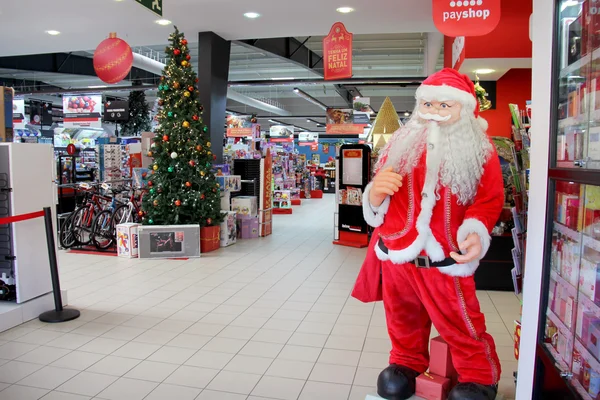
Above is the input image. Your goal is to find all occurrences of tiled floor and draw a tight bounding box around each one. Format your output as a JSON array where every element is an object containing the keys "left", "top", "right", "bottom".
[{"left": 0, "top": 197, "right": 520, "bottom": 400}]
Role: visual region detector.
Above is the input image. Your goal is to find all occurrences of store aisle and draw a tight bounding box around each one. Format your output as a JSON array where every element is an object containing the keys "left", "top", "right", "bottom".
[{"left": 0, "top": 197, "right": 519, "bottom": 400}]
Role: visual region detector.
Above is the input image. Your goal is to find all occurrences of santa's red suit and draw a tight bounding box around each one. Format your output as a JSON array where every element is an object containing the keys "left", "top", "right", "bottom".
[{"left": 352, "top": 69, "right": 505, "bottom": 397}]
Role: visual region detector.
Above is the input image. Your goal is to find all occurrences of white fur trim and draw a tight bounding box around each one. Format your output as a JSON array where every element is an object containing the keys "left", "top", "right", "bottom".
[
  {"left": 416, "top": 84, "right": 477, "bottom": 111},
  {"left": 478, "top": 116, "right": 489, "bottom": 131},
  {"left": 363, "top": 182, "right": 390, "bottom": 228},
  {"left": 375, "top": 122, "right": 445, "bottom": 264},
  {"left": 438, "top": 218, "right": 491, "bottom": 277}
]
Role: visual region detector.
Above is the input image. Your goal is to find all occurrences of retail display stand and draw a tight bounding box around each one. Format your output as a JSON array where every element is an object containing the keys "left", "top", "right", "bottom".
[{"left": 333, "top": 144, "right": 371, "bottom": 248}]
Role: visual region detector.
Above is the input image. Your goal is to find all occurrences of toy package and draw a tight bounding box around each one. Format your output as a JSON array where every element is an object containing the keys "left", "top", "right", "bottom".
[
  {"left": 213, "top": 164, "right": 231, "bottom": 176},
  {"left": 232, "top": 196, "right": 258, "bottom": 217},
  {"left": 217, "top": 175, "right": 241, "bottom": 192},
  {"left": 220, "top": 211, "right": 237, "bottom": 247},
  {"left": 338, "top": 187, "right": 363, "bottom": 206},
  {"left": 116, "top": 223, "right": 140, "bottom": 258}
]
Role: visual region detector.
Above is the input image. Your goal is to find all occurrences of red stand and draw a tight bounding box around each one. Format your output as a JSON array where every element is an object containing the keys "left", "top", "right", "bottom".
[
  {"left": 291, "top": 199, "right": 302, "bottom": 206},
  {"left": 200, "top": 226, "right": 221, "bottom": 253},
  {"left": 273, "top": 208, "right": 293, "bottom": 215},
  {"left": 310, "top": 190, "right": 323, "bottom": 199},
  {"left": 333, "top": 231, "right": 369, "bottom": 248},
  {"left": 300, "top": 191, "right": 306, "bottom": 199}
]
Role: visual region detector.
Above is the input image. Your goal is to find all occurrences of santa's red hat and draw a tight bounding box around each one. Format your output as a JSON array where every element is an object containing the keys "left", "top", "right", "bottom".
[{"left": 415, "top": 68, "right": 488, "bottom": 130}]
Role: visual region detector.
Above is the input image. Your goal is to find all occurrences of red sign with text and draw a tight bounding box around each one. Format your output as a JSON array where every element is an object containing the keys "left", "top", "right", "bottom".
[
  {"left": 433, "top": 0, "right": 501, "bottom": 37},
  {"left": 323, "top": 22, "right": 353, "bottom": 80}
]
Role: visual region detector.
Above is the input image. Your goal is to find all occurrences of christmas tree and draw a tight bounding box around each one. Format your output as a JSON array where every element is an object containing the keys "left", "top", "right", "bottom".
[
  {"left": 120, "top": 80, "right": 151, "bottom": 136},
  {"left": 142, "top": 27, "right": 223, "bottom": 227}
]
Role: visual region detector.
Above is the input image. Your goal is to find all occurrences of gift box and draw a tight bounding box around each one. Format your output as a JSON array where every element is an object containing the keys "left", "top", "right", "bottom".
[
  {"left": 588, "top": 320, "right": 600, "bottom": 361},
  {"left": 138, "top": 224, "right": 200, "bottom": 259},
  {"left": 232, "top": 196, "right": 258, "bottom": 217},
  {"left": 220, "top": 191, "right": 231, "bottom": 211},
  {"left": 580, "top": 257, "right": 600, "bottom": 301},
  {"left": 429, "top": 336, "right": 457, "bottom": 384},
  {"left": 116, "top": 223, "right": 140, "bottom": 258},
  {"left": 220, "top": 211, "right": 237, "bottom": 247},
  {"left": 217, "top": 175, "right": 242, "bottom": 192},
  {"left": 585, "top": 207, "right": 600, "bottom": 239},
  {"left": 415, "top": 373, "right": 451, "bottom": 400},
  {"left": 213, "top": 164, "right": 231, "bottom": 176},
  {"left": 200, "top": 225, "right": 221, "bottom": 253},
  {"left": 237, "top": 216, "right": 259, "bottom": 239}
]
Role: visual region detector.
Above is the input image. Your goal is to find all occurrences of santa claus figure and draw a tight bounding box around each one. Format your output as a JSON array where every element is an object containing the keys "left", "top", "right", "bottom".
[{"left": 353, "top": 68, "right": 504, "bottom": 400}]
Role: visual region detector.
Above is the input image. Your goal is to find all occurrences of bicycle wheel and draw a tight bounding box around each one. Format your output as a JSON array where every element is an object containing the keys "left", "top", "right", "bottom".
[
  {"left": 71, "top": 206, "right": 95, "bottom": 246},
  {"left": 91, "top": 210, "right": 115, "bottom": 250},
  {"left": 113, "top": 205, "right": 129, "bottom": 225},
  {"left": 59, "top": 212, "right": 76, "bottom": 249}
]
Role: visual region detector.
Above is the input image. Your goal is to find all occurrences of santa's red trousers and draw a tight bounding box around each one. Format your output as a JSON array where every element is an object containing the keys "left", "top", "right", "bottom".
[{"left": 381, "top": 260, "right": 501, "bottom": 385}]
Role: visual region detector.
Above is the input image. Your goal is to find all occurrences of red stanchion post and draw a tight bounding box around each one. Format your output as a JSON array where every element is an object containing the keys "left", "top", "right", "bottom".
[{"left": 39, "top": 207, "right": 80, "bottom": 323}]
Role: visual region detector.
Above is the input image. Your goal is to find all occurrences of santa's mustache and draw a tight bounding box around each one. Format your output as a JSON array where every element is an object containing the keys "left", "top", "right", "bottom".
[{"left": 417, "top": 111, "right": 451, "bottom": 122}]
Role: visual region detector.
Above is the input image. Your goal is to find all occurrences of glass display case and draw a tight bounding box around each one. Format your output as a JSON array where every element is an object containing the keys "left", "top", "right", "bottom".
[{"left": 537, "top": 1, "right": 600, "bottom": 399}]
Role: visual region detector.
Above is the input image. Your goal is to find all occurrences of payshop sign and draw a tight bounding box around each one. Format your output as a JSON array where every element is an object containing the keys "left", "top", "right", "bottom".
[{"left": 433, "top": 0, "right": 501, "bottom": 37}]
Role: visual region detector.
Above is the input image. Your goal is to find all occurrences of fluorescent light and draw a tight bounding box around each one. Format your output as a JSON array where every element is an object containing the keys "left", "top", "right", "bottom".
[
  {"left": 293, "top": 88, "right": 328, "bottom": 111},
  {"left": 271, "top": 77, "right": 295, "bottom": 81},
  {"left": 155, "top": 19, "right": 172, "bottom": 26},
  {"left": 404, "top": 112, "right": 410, "bottom": 117},
  {"left": 88, "top": 85, "right": 107, "bottom": 89},
  {"left": 336, "top": 6, "right": 355, "bottom": 13},
  {"left": 474, "top": 68, "right": 495, "bottom": 75},
  {"left": 244, "top": 12, "right": 261, "bottom": 19},
  {"left": 268, "top": 119, "right": 276, "bottom": 123},
  {"left": 46, "top": 30, "right": 61, "bottom": 36}
]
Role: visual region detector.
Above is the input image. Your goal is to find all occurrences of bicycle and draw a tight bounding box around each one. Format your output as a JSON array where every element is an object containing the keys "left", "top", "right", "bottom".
[
  {"left": 90, "top": 183, "right": 129, "bottom": 250},
  {"left": 70, "top": 182, "right": 114, "bottom": 247}
]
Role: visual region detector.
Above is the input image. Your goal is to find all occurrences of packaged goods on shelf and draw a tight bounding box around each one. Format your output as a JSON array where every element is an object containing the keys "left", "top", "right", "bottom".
[
  {"left": 216, "top": 175, "right": 241, "bottom": 192},
  {"left": 237, "top": 215, "right": 259, "bottom": 239}
]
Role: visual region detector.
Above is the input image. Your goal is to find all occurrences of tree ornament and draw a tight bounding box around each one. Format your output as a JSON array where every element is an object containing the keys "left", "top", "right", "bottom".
[
  {"left": 148, "top": 181, "right": 153, "bottom": 187},
  {"left": 188, "top": 86, "right": 194, "bottom": 92},
  {"left": 207, "top": 141, "right": 211, "bottom": 147},
  {"left": 167, "top": 111, "right": 173, "bottom": 118},
  {"left": 142, "top": 172, "right": 147, "bottom": 178},
  {"left": 207, "top": 151, "right": 212, "bottom": 156},
  {"left": 149, "top": 188, "right": 156, "bottom": 194},
  {"left": 213, "top": 154, "right": 217, "bottom": 161},
  {"left": 158, "top": 99, "right": 164, "bottom": 106},
  {"left": 153, "top": 164, "right": 159, "bottom": 171},
  {"left": 200, "top": 194, "right": 205, "bottom": 200},
  {"left": 182, "top": 121, "right": 190, "bottom": 128},
  {"left": 185, "top": 181, "right": 192, "bottom": 188},
  {"left": 163, "top": 135, "right": 169, "bottom": 141},
  {"left": 213, "top": 188, "right": 217, "bottom": 193},
  {"left": 181, "top": 39, "right": 188, "bottom": 45},
  {"left": 171, "top": 152, "right": 178, "bottom": 159},
  {"left": 173, "top": 81, "right": 180, "bottom": 89},
  {"left": 175, "top": 200, "right": 182, "bottom": 207},
  {"left": 186, "top": 54, "right": 191, "bottom": 61},
  {"left": 200, "top": 170, "right": 206, "bottom": 177},
  {"left": 189, "top": 160, "right": 196, "bottom": 167},
  {"left": 184, "top": 91, "right": 191, "bottom": 98},
  {"left": 153, "top": 200, "right": 159, "bottom": 206},
  {"left": 148, "top": 218, "right": 154, "bottom": 224},
  {"left": 199, "top": 105, "right": 204, "bottom": 112},
  {"left": 168, "top": 166, "right": 174, "bottom": 173},
  {"left": 196, "top": 145, "right": 202, "bottom": 151},
  {"left": 147, "top": 151, "right": 153, "bottom": 157},
  {"left": 138, "top": 210, "right": 144, "bottom": 217},
  {"left": 181, "top": 60, "right": 188, "bottom": 67},
  {"left": 203, "top": 126, "right": 209, "bottom": 133},
  {"left": 195, "top": 78, "right": 199, "bottom": 83},
  {"left": 192, "top": 115, "right": 199, "bottom": 121},
  {"left": 151, "top": 143, "right": 156, "bottom": 148},
  {"left": 207, "top": 218, "right": 212, "bottom": 225},
  {"left": 93, "top": 33, "right": 133, "bottom": 84},
  {"left": 157, "top": 187, "right": 163, "bottom": 193},
  {"left": 173, "top": 49, "right": 181, "bottom": 56}
]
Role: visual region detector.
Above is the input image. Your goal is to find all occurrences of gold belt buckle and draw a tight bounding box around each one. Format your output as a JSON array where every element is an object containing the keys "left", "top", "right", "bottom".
[{"left": 415, "top": 256, "right": 430, "bottom": 268}]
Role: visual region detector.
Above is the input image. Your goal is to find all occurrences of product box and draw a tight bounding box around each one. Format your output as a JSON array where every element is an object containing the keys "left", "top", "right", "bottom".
[
  {"left": 138, "top": 224, "right": 201, "bottom": 259},
  {"left": 217, "top": 175, "right": 241, "bottom": 192},
  {"left": 237, "top": 216, "right": 259, "bottom": 239},
  {"left": 220, "top": 211, "right": 237, "bottom": 247},
  {"left": 116, "top": 223, "right": 140, "bottom": 258},
  {"left": 429, "top": 337, "right": 457, "bottom": 384},
  {"left": 561, "top": 239, "right": 581, "bottom": 287},
  {"left": 232, "top": 196, "right": 258, "bottom": 217},
  {"left": 588, "top": 320, "right": 600, "bottom": 361},
  {"left": 415, "top": 373, "right": 451, "bottom": 400},
  {"left": 213, "top": 164, "right": 231, "bottom": 176},
  {"left": 220, "top": 190, "right": 231, "bottom": 212},
  {"left": 580, "top": 257, "right": 600, "bottom": 301},
  {"left": 274, "top": 190, "right": 292, "bottom": 209}
]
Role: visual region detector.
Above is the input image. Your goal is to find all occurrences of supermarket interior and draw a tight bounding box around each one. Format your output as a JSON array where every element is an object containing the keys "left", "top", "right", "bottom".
[{"left": 0, "top": 0, "right": 595, "bottom": 399}]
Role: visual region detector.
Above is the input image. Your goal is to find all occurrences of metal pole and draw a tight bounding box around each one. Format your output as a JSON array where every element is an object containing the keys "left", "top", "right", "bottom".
[{"left": 39, "top": 207, "right": 80, "bottom": 323}]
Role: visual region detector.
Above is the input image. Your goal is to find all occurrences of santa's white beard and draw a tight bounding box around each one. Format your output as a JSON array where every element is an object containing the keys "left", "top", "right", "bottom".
[{"left": 378, "top": 108, "right": 493, "bottom": 204}]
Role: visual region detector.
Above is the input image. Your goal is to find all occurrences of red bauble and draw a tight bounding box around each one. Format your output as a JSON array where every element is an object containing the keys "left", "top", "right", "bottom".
[
  {"left": 181, "top": 39, "right": 188, "bottom": 45},
  {"left": 158, "top": 99, "right": 164, "bottom": 106},
  {"left": 200, "top": 194, "right": 205, "bottom": 200},
  {"left": 186, "top": 55, "right": 191, "bottom": 61},
  {"left": 138, "top": 210, "right": 144, "bottom": 217},
  {"left": 185, "top": 181, "right": 192, "bottom": 188},
  {"left": 207, "top": 218, "right": 212, "bottom": 225},
  {"left": 148, "top": 181, "right": 153, "bottom": 187},
  {"left": 173, "top": 49, "right": 181, "bottom": 56},
  {"left": 188, "top": 86, "right": 194, "bottom": 92},
  {"left": 195, "top": 78, "right": 199, "bottom": 83},
  {"left": 93, "top": 33, "right": 133, "bottom": 84},
  {"left": 189, "top": 160, "right": 196, "bottom": 167},
  {"left": 141, "top": 172, "right": 147, "bottom": 178},
  {"left": 147, "top": 151, "right": 153, "bottom": 157},
  {"left": 175, "top": 200, "right": 181, "bottom": 207},
  {"left": 163, "top": 135, "right": 169, "bottom": 142},
  {"left": 195, "top": 145, "right": 202, "bottom": 151},
  {"left": 213, "top": 155, "right": 217, "bottom": 161},
  {"left": 192, "top": 115, "right": 199, "bottom": 121}
]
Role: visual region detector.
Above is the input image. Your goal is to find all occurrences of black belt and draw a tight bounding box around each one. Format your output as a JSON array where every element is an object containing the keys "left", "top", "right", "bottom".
[{"left": 377, "top": 240, "right": 456, "bottom": 268}]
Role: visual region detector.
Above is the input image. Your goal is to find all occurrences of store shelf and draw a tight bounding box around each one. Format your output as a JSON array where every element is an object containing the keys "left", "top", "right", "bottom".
[
  {"left": 571, "top": 378, "right": 593, "bottom": 400},
  {"left": 547, "top": 308, "right": 573, "bottom": 340},
  {"left": 578, "top": 292, "right": 600, "bottom": 319},
  {"left": 550, "top": 270, "right": 578, "bottom": 299},
  {"left": 544, "top": 343, "right": 570, "bottom": 371},
  {"left": 560, "top": 53, "right": 591, "bottom": 78},
  {"left": 583, "top": 234, "right": 600, "bottom": 252},
  {"left": 554, "top": 222, "right": 582, "bottom": 242},
  {"left": 558, "top": 115, "right": 586, "bottom": 129},
  {"left": 575, "top": 339, "right": 600, "bottom": 374}
]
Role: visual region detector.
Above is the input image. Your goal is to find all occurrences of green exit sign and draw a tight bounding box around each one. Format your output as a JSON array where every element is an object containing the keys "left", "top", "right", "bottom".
[{"left": 135, "top": 0, "right": 162, "bottom": 17}]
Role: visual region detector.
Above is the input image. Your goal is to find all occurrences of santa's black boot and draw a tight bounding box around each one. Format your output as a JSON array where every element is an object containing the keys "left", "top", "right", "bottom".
[
  {"left": 376, "top": 364, "right": 420, "bottom": 400},
  {"left": 448, "top": 382, "right": 498, "bottom": 400}
]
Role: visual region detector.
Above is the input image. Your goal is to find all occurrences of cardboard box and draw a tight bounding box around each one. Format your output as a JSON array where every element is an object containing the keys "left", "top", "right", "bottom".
[
  {"left": 415, "top": 373, "right": 451, "bottom": 400},
  {"left": 232, "top": 196, "right": 258, "bottom": 217},
  {"left": 220, "top": 191, "right": 231, "bottom": 211},
  {"left": 213, "top": 164, "right": 231, "bottom": 176},
  {"left": 580, "top": 258, "right": 600, "bottom": 301},
  {"left": 217, "top": 175, "right": 241, "bottom": 192},
  {"left": 237, "top": 216, "right": 259, "bottom": 239},
  {"left": 138, "top": 224, "right": 200, "bottom": 259},
  {"left": 588, "top": 320, "right": 600, "bottom": 361},
  {"left": 116, "top": 223, "right": 140, "bottom": 258},
  {"left": 220, "top": 211, "right": 237, "bottom": 247},
  {"left": 429, "top": 337, "right": 457, "bottom": 384}
]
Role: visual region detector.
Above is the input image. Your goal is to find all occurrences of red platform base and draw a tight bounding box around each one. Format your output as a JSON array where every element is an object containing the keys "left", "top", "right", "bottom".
[
  {"left": 310, "top": 190, "right": 323, "bottom": 199},
  {"left": 291, "top": 199, "right": 301, "bottom": 206},
  {"left": 67, "top": 247, "right": 117, "bottom": 256},
  {"left": 333, "top": 231, "right": 369, "bottom": 248},
  {"left": 273, "top": 208, "right": 293, "bottom": 215}
]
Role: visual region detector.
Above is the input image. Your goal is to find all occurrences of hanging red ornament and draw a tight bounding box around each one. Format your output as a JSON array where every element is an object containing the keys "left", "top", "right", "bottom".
[
  {"left": 207, "top": 218, "right": 212, "bottom": 225},
  {"left": 173, "top": 49, "right": 181, "bottom": 56},
  {"left": 188, "top": 86, "right": 194, "bottom": 92},
  {"left": 181, "top": 39, "right": 188, "bottom": 45},
  {"left": 192, "top": 115, "right": 199, "bottom": 121},
  {"left": 195, "top": 145, "right": 202, "bottom": 151},
  {"left": 175, "top": 200, "right": 182, "bottom": 207},
  {"left": 200, "top": 194, "right": 205, "bottom": 200},
  {"left": 148, "top": 181, "right": 153, "bottom": 187},
  {"left": 185, "top": 181, "right": 192, "bottom": 188},
  {"left": 138, "top": 210, "right": 145, "bottom": 217},
  {"left": 186, "top": 55, "right": 191, "bottom": 61},
  {"left": 213, "top": 154, "right": 217, "bottom": 161},
  {"left": 162, "top": 135, "right": 169, "bottom": 142},
  {"left": 195, "top": 78, "right": 199, "bottom": 83},
  {"left": 189, "top": 160, "right": 196, "bottom": 167},
  {"left": 173, "top": 82, "right": 180, "bottom": 89},
  {"left": 93, "top": 33, "right": 133, "bottom": 84}
]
